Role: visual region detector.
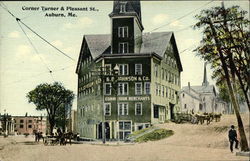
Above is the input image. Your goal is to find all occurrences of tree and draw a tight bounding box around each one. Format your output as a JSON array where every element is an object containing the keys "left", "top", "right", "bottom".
[
  {"left": 27, "top": 82, "right": 74, "bottom": 135},
  {"left": 194, "top": 4, "right": 249, "bottom": 151}
]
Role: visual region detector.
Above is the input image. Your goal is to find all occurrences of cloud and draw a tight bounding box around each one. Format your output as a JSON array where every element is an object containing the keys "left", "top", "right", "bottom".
[
  {"left": 16, "top": 45, "right": 32, "bottom": 57},
  {"left": 152, "top": 14, "right": 169, "bottom": 25},
  {"left": 170, "top": 20, "right": 183, "bottom": 27},
  {"left": 8, "top": 31, "right": 20, "bottom": 38},
  {"left": 62, "top": 17, "right": 93, "bottom": 29},
  {"left": 15, "top": 45, "right": 48, "bottom": 63}
]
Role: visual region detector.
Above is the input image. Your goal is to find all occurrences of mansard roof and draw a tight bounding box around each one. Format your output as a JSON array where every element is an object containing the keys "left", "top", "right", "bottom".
[
  {"left": 109, "top": 1, "right": 142, "bottom": 21},
  {"left": 76, "top": 32, "right": 183, "bottom": 73}
]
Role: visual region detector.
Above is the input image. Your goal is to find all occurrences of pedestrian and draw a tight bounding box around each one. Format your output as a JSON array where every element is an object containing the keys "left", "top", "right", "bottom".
[{"left": 228, "top": 125, "right": 239, "bottom": 152}]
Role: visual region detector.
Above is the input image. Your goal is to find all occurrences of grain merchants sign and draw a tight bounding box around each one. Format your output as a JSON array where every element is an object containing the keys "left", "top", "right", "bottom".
[{"left": 105, "top": 96, "right": 151, "bottom": 101}]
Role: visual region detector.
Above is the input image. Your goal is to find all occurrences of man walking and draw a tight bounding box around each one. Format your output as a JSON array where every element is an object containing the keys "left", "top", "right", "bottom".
[{"left": 228, "top": 125, "right": 239, "bottom": 152}]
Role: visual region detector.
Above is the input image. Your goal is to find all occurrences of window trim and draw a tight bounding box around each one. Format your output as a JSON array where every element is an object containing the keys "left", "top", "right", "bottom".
[
  {"left": 144, "top": 82, "right": 150, "bottom": 95},
  {"left": 118, "top": 82, "right": 129, "bottom": 95},
  {"left": 118, "top": 103, "right": 129, "bottom": 115},
  {"left": 135, "top": 64, "right": 142, "bottom": 75},
  {"left": 120, "top": 2, "right": 126, "bottom": 13},
  {"left": 104, "top": 83, "right": 112, "bottom": 95},
  {"left": 135, "top": 82, "right": 142, "bottom": 95},
  {"left": 118, "top": 26, "right": 128, "bottom": 38},
  {"left": 118, "top": 64, "right": 129, "bottom": 75},
  {"left": 135, "top": 103, "right": 142, "bottom": 115},
  {"left": 118, "top": 42, "right": 129, "bottom": 54},
  {"left": 104, "top": 103, "right": 111, "bottom": 116},
  {"left": 105, "top": 64, "right": 112, "bottom": 75},
  {"left": 154, "top": 64, "right": 158, "bottom": 77}
]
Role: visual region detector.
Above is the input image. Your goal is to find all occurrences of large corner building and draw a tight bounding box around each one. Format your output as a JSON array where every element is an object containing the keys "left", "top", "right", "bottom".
[{"left": 76, "top": 1, "right": 183, "bottom": 140}]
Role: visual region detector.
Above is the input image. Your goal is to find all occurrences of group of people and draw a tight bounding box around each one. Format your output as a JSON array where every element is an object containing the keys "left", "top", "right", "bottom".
[{"left": 34, "top": 131, "right": 45, "bottom": 142}]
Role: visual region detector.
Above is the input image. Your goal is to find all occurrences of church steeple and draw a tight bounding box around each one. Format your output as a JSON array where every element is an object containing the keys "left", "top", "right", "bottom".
[
  {"left": 109, "top": 1, "right": 144, "bottom": 54},
  {"left": 202, "top": 62, "right": 209, "bottom": 86}
]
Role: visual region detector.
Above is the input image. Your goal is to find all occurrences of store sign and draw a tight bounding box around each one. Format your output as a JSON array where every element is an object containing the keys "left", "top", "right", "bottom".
[
  {"left": 105, "top": 76, "right": 150, "bottom": 82},
  {"left": 82, "top": 79, "right": 101, "bottom": 90},
  {"left": 105, "top": 96, "right": 150, "bottom": 101}
]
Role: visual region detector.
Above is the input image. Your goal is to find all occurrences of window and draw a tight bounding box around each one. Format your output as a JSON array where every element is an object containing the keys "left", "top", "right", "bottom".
[
  {"left": 135, "top": 103, "right": 142, "bottom": 115},
  {"left": 162, "top": 68, "right": 164, "bottom": 79},
  {"left": 199, "top": 104, "right": 203, "bottom": 111},
  {"left": 118, "top": 82, "right": 128, "bottom": 95},
  {"left": 159, "top": 84, "right": 161, "bottom": 96},
  {"left": 119, "top": 121, "right": 131, "bottom": 140},
  {"left": 119, "top": 42, "right": 128, "bottom": 53},
  {"left": 118, "top": 64, "right": 128, "bottom": 75},
  {"left": 154, "top": 64, "right": 158, "bottom": 77},
  {"left": 135, "top": 83, "right": 142, "bottom": 95},
  {"left": 155, "top": 83, "right": 158, "bottom": 95},
  {"left": 162, "top": 85, "right": 165, "bottom": 97},
  {"left": 118, "top": 26, "right": 128, "bottom": 38},
  {"left": 28, "top": 120, "right": 32, "bottom": 123},
  {"left": 166, "top": 87, "right": 168, "bottom": 98},
  {"left": 118, "top": 103, "right": 128, "bottom": 115},
  {"left": 104, "top": 103, "right": 111, "bottom": 116},
  {"left": 28, "top": 125, "right": 32, "bottom": 128},
  {"left": 135, "top": 64, "right": 142, "bottom": 75},
  {"left": 144, "top": 82, "right": 150, "bottom": 94},
  {"left": 120, "top": 3, "right": 126, "bottom": 13},
  {"left": 20, "top": 125, "right": 24, "bottom": 128},
  {"left": 20, "top": 120, "right": 24, "bottom": 123},
  {"left": 154, "top": 106, "right": 159, "bottom": 118},
  {"left": 105, "top": 64, "right": 111, "bottom": 75},
  {"left": 104, "top": 83, "right": 111, "bottom": 95},
  {"left": 184, "top": 104, "right": 187, "bottom": 109}
]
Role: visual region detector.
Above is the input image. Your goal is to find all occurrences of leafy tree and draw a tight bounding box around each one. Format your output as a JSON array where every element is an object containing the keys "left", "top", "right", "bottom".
[
  {"left": 27, "top": 82, "right": 74, "bottom": 135},
  {"left": 194, "top": 4, "right": 249, "bottom": 151}
]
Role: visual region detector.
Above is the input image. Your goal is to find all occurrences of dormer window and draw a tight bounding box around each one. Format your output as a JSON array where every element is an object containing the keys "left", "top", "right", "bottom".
[
  {"left": 118, "top": 26, "right": 128, "bottom": 38},
  {"left": 120, "top": 3, "right": 126, "bottom": 13},
  {"left": 119, "top": 42, "right": 128, "bottom": 53}
]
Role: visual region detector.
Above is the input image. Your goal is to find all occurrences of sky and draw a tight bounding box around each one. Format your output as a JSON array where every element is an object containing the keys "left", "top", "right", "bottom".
[{"left": 0, "top": 1, "right": 249, "bottom": 116}]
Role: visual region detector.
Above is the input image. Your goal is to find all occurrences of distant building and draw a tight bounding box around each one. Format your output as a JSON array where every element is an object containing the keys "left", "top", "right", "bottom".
[
  {"left": 13, "top": 116, "right": 47, "bottom": 135},
  {"left": 66, "top": 109, "right": 77, "bottom": 133},
  {"left": 180, "top": 63, "right": 227, "bottom": 114},
  {"left": 0, "top": 113, "right": 15, "bottom": 135},
  {"left": 76, "top": 0, "right": 182, "bottom": 140}
]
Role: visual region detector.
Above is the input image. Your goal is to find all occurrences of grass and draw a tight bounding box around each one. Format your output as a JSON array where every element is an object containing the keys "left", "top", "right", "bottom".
[
  {"left": 129, "top": 127, "right": 154, "bottom": 137},
  {"left": 135, "top": 129, "right": 174, "bottom": 143}
]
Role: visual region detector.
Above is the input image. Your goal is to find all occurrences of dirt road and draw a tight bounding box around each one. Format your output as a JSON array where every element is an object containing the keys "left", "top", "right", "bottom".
[{"left": 0, "top": 114, "right": 249, "bottom": 161}]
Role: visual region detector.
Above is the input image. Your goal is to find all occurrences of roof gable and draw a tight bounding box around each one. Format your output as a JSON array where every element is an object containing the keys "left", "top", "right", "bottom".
[{"left": 76, "top": 35, "right": 110, "bottom": 74}]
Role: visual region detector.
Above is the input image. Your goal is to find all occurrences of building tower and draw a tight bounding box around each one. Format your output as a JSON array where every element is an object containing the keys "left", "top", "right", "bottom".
[
  {"left": 109, "top": 1, "right": 144, "bottom": 54},
  {"left": 202, "top": 62, "right": 209, "bottom": 86}
]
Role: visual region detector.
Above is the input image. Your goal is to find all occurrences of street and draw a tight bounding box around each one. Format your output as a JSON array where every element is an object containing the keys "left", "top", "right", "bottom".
[{"left": 0, "top": 114, "right": 249, "bottom": 161}]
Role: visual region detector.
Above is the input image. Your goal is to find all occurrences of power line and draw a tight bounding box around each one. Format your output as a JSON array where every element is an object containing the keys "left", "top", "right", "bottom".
[
  {"left": 149, "top": 1, "right": 214, "bottom": 33},
  {"left": 17, "top": 20, "right": 76, "bottom": 62},
  {"left": 134, "top": 1, "right": 214, "bottom": 46},
  {"left": 0, "top": 3, "right": 75, "bottom": 62},
  {"left": 16, "top": 21, "right": 55, "bottom": 82},
  {"left": 17, "top": 21, "right": 52, "bottom": 73}
]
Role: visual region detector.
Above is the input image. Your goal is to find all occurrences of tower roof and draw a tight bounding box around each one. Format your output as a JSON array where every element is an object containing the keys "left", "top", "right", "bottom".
[{"left": 109, "top": 1, "right": 143, "bottom": 30}]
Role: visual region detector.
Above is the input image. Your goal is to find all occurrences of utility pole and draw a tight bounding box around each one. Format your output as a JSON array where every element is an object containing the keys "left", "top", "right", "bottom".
[{"left": 207, "top": 11, "right": 249, "bottom": 151}]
